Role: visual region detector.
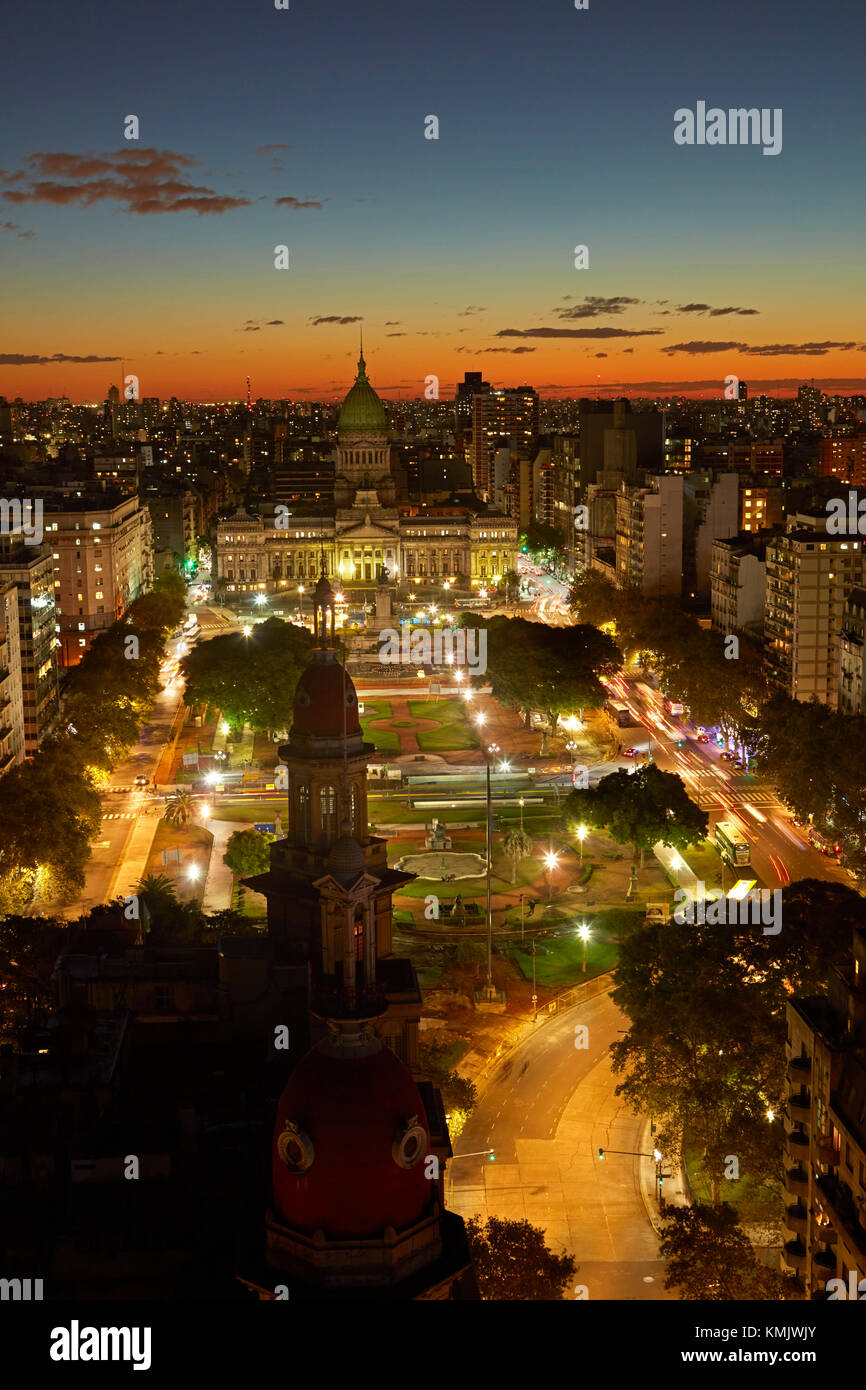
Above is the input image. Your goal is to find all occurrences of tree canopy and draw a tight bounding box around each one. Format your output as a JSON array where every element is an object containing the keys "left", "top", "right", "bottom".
[
  {"left": 459, "top": 613, "right": 620, "bottom": 731},
  {"left": 465, "top": 1215, "right": 577, "bottom": 1300},
  {"left": 179, "top": 617, "right": 314, "bottom": 732},
  {"left": 563, "top": 763, "right": 707, "bottom": 866},
  {"left": 660, "top": 1203, "right": 797, "bottom": 1300}
]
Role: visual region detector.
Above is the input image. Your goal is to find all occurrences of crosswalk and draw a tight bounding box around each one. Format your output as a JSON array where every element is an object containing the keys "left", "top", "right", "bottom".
[
  {"left": 696, "top": 787, "right": 781, "bottom": 810},
  {"left": 102, "top": 811, "right": 138, "bottom": 820}
]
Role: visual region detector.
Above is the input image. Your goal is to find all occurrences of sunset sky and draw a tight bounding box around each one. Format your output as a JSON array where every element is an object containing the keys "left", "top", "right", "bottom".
[{"left": 1, "top": 0, "right": 864, "bottom": 403}]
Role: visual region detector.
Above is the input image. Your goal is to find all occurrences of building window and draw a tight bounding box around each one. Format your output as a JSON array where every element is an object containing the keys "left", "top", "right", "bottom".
[
  {"left": 319, "top": 785, "right": 337, "bottom": 843},
  {"left": 298, "top": 784, "right": 311, "bottom": 842}
]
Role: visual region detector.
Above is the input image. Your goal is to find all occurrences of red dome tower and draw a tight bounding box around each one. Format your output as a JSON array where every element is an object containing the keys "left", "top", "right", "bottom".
[{"left": 236, "top": 1015, "right": 477, "bottom": 1298}]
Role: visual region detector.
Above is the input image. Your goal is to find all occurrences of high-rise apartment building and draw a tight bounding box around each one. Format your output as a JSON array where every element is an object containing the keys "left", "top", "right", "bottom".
[
  {"left": 781, "top": 926, "right": 866, "bottom": 1296},
  {"left": 44, "top": 495, "right": 154, "bottom": 666},
  {"left": 765, "top": 523, "right": 866, "bottom": 707},
  {"left": 0, "top": 539, "right": 59, "bottom": 756},
  {"left": 819, "top": 432, "right": 866, "bottom": 488},
  {"left": 578, "top": 399, "right": 664, "bottom": 487},
  {"left": 710, "top": 534, "right": 768, "bottom": 636},
  {"left": 839, "top": 585, "right": 866, "bottom": 716},
  {"left": 615, "top": 475, "right": 684, "bottom": 597},
  {"left": 454, "top": 372, "right": 490, "bottom": 441},
  {"left": 0, "top": 582, "right": 27, "bottom": 776},
  {"left": 470, "top": 387, "right": 539, "bottom": 496}
]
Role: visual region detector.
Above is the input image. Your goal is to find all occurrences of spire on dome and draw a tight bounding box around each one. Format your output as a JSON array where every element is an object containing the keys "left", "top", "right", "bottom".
[{"left": 356, "top": 327, "right": 368, "bottom": 383}]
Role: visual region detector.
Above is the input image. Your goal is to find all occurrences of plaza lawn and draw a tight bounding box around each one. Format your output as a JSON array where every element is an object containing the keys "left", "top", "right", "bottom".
[
  {"left": 360, "top": 699, "right": 399, "bottom": 752},
  {"left": 209, "top": 799, "right": 282, "bottom": 824},
  {"left": 369, "top": 797, "right": 483, "bottom": 826},
  {"left": 407, "top": 697, "right": 480, "bottom": 753},
  {"left": 508, "top": 933, "right": 618, "bottom": 988}
]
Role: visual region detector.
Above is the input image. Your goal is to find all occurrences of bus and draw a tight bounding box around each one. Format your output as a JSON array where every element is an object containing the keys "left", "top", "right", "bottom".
[
  {"left": 664, "top": 697, "right": 685, "bottom": 717},
  {"left": 714, "top": 820, "right": 751, "bottom": 867},
  {"left": 605, "top": 699, "right": 634, "bottom": 728}
]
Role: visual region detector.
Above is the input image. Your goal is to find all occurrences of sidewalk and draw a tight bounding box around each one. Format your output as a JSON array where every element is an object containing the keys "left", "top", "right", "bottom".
[{"left": 201, "top": 819, "right": 246, "bottom": 912}]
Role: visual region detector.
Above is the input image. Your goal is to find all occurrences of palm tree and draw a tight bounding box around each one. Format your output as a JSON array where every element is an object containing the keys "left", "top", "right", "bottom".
[
  {"left": 135, "top": 873, "right": 179, "bottom": 905},
  {"left": 503, "top": 828, "right": 533, "bottom": 884},
  {"left": 164, "top": 789, "right": 196, "bottom": 831}
]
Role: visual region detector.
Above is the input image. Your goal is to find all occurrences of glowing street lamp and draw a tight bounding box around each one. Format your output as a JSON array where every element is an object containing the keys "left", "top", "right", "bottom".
[
  {"left": 578, "top": 920, "right": 591, "bottom": 973},
  {"left": 545, "top": 847, "right": 559, "bottom": 901},
  {"left": 255, "top": 593, "right": 268, "bottom": 607},
  {"left": 475, "top": 710, "right": 486, "bottom": 726},
  {"left": 187, "top": 865, "right": 201, "bottom": 882},
  {"left": 220, "top": 721, "right": 230, "bottom": 736},
  {"left": 242, "top": 624, "right": 252, "bottom": 637},
  {"left": 577, "top": 824, "right": 587, "bottom": 860}
]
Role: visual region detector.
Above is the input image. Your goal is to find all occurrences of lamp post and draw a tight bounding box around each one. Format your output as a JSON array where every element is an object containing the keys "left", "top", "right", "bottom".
[
  {"left": 519, "top": 796, "right": 525, "bottom": 834},
  {"left": 545, "top": 842, "right": 559, "bottom": 902},
  {"left": 520, "top": 891, "right": 525, "bottom": 943},
  {"left": 476, "top": 722, "right": 498, "bottom": 1001},
  {"left": 578, "top": 920, "right": 590, "bottom": 973},
  {"left": 577, "top": 824, "right": 587, "bottom": 860},
  {"left": 297, "top": 584, "right": 305, "bottom": 621}
]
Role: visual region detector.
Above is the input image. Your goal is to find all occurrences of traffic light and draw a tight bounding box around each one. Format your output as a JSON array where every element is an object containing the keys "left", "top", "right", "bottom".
[
  {"left": 489, "top": 1151, "right": 496, "bottom": 1162},
  {"left": 677, "top": 739, "right": 684, "bottom": 749},
  {"left": 598, "top": 1147, "right": 605, "bottom": 1160}
]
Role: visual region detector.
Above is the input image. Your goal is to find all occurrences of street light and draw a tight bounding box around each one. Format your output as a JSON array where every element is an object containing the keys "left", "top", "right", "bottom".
[
  {"left": 475, "top": 710, "right": 487, "bottom": 726},
  {"left": 578, "top": 920, "right": 590, "bottom": 973},
  {"left": 255, "top": 593, "right": 268, "bottom": 607},
  {"left": 479, "top": 740, "right": 500, "bottom": 1002},
  {"left": 519, "top": 796, "right": 525, "bottom": 834},
  {"left": 577, "top": 824, "right": 587, "bottom": 860},
  {"left": 545, "top": 846, "right": 559, "bottom": 902}
]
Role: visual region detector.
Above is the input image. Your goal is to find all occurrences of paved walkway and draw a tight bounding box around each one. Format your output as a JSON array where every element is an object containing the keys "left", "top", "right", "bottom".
[{"left": 201, "top": 819, "right": 247, "bottom": 912}]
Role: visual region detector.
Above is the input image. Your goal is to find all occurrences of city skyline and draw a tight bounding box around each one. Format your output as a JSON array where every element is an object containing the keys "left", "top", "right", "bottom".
[{"left": 1, "top": 0, "right": 865, "bottom": 401}]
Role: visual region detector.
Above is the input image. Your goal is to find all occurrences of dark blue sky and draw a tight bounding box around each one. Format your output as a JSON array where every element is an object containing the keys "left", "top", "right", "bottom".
[{"left": 1, "top": 0, "right": 864, "bottom": 399}]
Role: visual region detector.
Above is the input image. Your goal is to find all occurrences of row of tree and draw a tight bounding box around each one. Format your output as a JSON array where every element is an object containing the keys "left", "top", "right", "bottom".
[
  {"left": 611, "top": 876, "right": 863, "bottom": 1219},
  {"left": 570, "top": 572, "right": 866, "bottom": 879},
  {"left": 0, "top": 572, "right": 187, "bottom": 912},
  {"left": 751, "top": 692, "right": 866, "bottom": 879},
  {"left": 179, "top": 617, "right": 314, "bottom": 734},
  {"left": 458, "top": 612, "right": 621, "bottom": 738},
  {"left": 568, "top": 571, "right": 764, "bottom": 747}
]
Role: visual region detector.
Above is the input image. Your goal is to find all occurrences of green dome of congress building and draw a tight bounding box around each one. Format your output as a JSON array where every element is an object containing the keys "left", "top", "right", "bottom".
[{"left": 338, "top": 343, "right": 388, "bottom": 434}]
